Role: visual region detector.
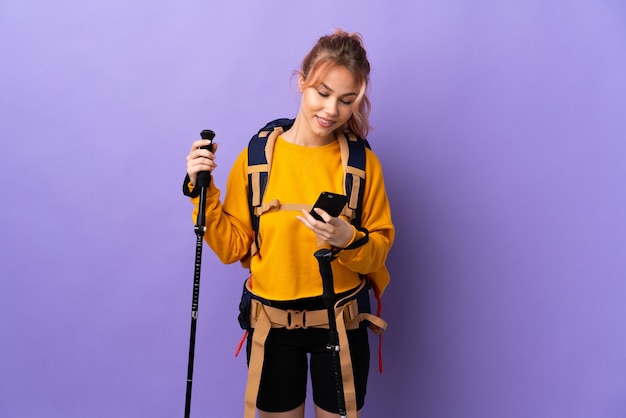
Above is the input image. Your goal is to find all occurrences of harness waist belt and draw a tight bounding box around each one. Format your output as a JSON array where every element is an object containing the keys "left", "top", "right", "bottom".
[{"left": 248, "top": 298, "right": 381, "bottom": 331}]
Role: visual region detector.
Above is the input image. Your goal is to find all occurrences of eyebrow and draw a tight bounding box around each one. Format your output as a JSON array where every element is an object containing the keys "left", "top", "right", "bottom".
[{"left": 320, "top": 82, "right": 358, "bottom": 97}]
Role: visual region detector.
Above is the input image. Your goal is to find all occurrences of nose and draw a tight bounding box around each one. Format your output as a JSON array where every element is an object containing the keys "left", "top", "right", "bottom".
[{"left": 324, "top": 98, "right": 339, "bottom": 117}]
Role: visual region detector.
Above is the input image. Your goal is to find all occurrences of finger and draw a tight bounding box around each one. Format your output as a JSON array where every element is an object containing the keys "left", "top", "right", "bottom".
[
  {"left": 298, "top": 210, "right": 313, "bottom": 226},
  {"left": 194, "top": 159, "right": 217, "bottom": 171},
  {"left": 312, "top": 208, "right": 333, "bottom": 223},
  {"left": 301, "top": 212, "right": 335, "bottom": 241},
  {"left": 188, "top": 149, "right": 217, "bottom": 165},
  {"left": 188, "top": 155, "right": 216, "bottom": 171},
  {"left": 189, "top": 140, "right": 216, "bottom": 157},
  {"left": 298, "top": 210, "right": 324, "bottom": 230},
  {"left": 189, "top": 139, "right": 207, "bottom": 152}
]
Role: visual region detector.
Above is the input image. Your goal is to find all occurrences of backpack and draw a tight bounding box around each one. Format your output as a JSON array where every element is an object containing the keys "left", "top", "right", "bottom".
[{"left": 245, "top": 118, "right": 370, "bottom": 260}]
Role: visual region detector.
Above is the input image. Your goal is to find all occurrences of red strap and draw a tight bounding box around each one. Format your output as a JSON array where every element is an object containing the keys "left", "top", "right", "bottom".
[
  {"left": 234, "top": 274, "right": 254, "bottom": 357},
  {"left": 235, "top": 330, "right": 248, "bottom": 357}
]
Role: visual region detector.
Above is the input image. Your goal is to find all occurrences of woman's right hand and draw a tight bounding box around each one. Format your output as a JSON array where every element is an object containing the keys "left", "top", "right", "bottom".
[{"left": 186, "top": 139, "right": 219, "bottom": 186}]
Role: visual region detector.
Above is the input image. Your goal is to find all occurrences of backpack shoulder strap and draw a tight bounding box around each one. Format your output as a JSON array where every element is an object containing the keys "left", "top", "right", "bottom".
[
  {"left": 337, "top": 132, "right": 369, "bottom": 228},
  {"left": 247, "top": 119, "right": 294, "bottom": 257}
]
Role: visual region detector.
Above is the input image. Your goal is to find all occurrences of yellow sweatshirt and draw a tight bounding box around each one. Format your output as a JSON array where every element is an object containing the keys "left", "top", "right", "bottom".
[{"left": 190, "top": 135, "right": 394, "bottom": 301}]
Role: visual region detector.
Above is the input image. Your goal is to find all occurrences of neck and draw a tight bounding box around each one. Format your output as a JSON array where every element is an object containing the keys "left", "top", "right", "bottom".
[{"left": 281, "top": 117, "right": 336, "bottom": 147}]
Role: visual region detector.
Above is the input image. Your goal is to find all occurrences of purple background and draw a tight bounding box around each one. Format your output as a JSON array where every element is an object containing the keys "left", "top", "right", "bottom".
[{"left": 1, "top": 1, "right": 625, "bottom": 417}]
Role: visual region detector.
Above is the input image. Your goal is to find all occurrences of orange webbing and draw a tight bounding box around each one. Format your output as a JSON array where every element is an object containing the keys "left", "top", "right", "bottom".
[
  {"left": 243, "top": 306, "right": 271, "bottom": 418},
  {"left": 335, "top": 306, "right": 358, "bottom": 418}
]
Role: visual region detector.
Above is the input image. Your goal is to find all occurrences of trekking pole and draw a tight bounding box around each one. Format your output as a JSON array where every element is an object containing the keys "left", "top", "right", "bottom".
[
  {"left": 314, "top": 248, "right": 347, "bottom": 418},
  {"left": 184, "top": 129, "right": 215, "bottom": 418}
]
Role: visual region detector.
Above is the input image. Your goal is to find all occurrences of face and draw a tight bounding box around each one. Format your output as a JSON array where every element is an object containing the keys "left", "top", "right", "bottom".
[{"left": 298, "top": 65, "right": 359, "bottom": 143}]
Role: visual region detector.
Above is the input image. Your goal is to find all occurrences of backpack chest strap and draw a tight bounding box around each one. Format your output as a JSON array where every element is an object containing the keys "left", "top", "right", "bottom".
[{"left": 253, "top": 198, "right": 355, "bottom": 219}]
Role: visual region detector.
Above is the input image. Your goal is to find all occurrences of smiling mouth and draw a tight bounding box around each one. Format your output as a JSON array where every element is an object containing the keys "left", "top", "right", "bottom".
[{"left": 316, "top": 116, "right": 335, "bottom": 128}]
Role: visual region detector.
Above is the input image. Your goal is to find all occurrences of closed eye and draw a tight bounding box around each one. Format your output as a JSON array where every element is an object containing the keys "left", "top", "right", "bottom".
[{"left": 318, "top": 90, "right": 355, "bottom": 105}]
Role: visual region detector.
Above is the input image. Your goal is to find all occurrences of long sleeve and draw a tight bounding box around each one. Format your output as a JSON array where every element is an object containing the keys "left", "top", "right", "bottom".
[
  {"left": 189, "top": 149, "right": 253, "bottom": 264},
  {"left": 336, "top": 148, "right": 395, "bottom": 295}
]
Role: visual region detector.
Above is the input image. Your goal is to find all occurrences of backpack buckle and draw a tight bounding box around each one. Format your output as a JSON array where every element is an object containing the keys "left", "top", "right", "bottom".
[
  {"left": 342, "top": 300, "right": 358, "bottom": 322},
  {"left": 286, "top": 310, "right": 308, "bottom": 330}
]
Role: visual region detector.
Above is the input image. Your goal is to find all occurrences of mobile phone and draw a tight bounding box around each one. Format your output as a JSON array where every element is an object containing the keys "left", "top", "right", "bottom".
[{"left": 310, "top": 191, "right": 348, "bottom": 222}]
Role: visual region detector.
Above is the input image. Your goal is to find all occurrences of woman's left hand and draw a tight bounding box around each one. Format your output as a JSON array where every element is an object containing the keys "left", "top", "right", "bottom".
[{"left": 297, "top": 209, "right": 354, "bottom": 248}]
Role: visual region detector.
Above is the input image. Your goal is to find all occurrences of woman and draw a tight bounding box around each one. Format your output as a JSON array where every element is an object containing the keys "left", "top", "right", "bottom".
[{"left": 185, "top": 29, "right": 394, "bottom": 418}]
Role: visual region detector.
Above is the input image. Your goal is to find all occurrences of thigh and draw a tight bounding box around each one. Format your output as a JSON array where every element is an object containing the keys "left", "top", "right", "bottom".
[
  {"left": 309, "top": 328, "right": 370, "bottom": 413},
  {"left": 249, "top": 329, "right": 309, "bottom": 413}
]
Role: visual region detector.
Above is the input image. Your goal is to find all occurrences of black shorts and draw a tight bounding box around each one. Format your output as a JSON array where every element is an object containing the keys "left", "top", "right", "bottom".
[{"left": 246, "top": 296, "right": 370, "bottom": 413}]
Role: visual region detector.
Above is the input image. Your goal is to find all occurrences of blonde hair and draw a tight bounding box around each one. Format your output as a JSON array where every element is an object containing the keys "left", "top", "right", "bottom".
[{"left": 298, "top": 29, "right": 371, "bottom": 138}]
